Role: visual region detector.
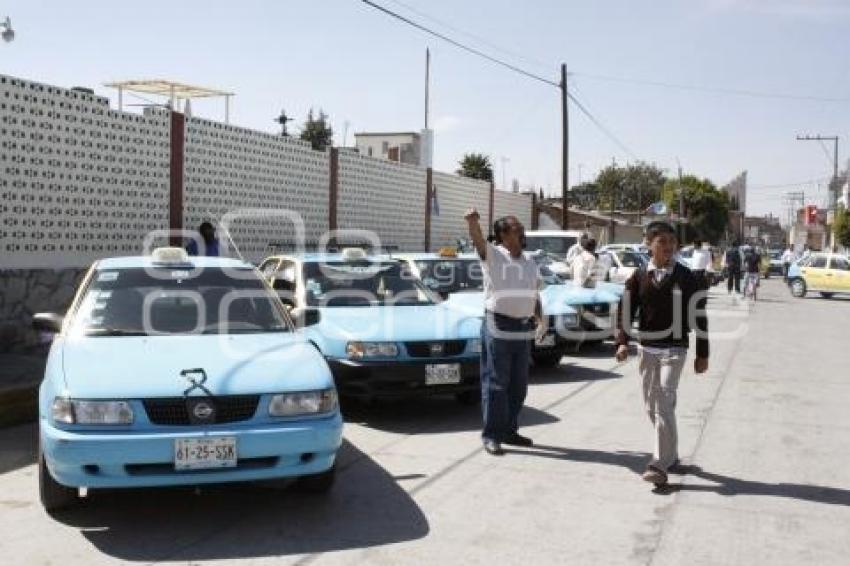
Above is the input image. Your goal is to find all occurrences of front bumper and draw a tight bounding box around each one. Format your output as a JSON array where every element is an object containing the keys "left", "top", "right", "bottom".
[
  {"left": 41, "top": 414, "right": 343, "bottom": 489},
  {"left": 328, "top": 358, "right": 479, "bottom": 399}
]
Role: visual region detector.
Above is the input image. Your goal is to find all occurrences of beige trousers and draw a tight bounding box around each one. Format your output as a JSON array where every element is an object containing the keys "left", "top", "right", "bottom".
[{"left": 639, "top": 347, "right": 687, "bottom": 472}]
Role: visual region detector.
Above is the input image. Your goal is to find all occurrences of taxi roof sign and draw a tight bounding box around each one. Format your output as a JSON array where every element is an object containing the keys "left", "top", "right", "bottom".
[
  {"left": 437, "top": 246, "right": 458, "bottom": 258},
  {"left": 151, "top": 247, "right": 190, "bottom": 264},
  {"left": 341, "top": 247, "right": 368, "bottom": 261}
]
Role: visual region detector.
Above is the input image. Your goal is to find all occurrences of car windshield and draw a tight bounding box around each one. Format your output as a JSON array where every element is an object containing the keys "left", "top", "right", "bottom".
[
  {"left": 414, "top": 258, "right": 483, "bottom": 295},
  {"left": 525, "top": 236, "right": 577, "bottom": 258},
  {"left": 303, "top": 261, "right": 435, "bottom": 307},
  {"left": 69, "top": 267, "right": 291, "bottom": 336}
]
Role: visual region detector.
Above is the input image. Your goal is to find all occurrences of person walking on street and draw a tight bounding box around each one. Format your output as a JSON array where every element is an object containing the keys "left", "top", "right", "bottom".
[
  {"left": 186, "top": 221, "right": 221, "bottom": 257},
  {"left": 571, "top": 238, "right": 597, "bottom": 287},
  {"left": 615, "top": 221, "right": 709, "bottom": 487},
  {"left": 690, "top": 239, "right": 712, "bottom": 290},
  {"left": 781, "top": 245, "right": 795, "bottom": 280},
  {"left": 724, "top": 241, "right": 742, "bottom": 295},
  {"left": 743, "top": 246, "right": 761, "bottom": 301},
  {"left": 465, "top": 209, "right": 544, "bottom": 456}
]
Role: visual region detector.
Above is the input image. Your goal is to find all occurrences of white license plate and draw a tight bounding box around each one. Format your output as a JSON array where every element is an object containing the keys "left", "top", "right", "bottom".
[
  {"left": 425, "top": 363, "right": 462, "bottom": 385},
  {"left": 535, "top": 333, "right": 556, "bottom": 347},
  {"left": 174, "top": 437, "right": 237, "bottom": 471}
]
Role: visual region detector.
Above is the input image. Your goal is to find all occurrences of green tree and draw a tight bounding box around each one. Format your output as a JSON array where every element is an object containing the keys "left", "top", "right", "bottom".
[
  {"left": 300, "top": 108, "right": 333, "bottom": 151},
  {"left": 661, "top": 175, "right": 730, "bottom": 244},
  {"left": 570, "top": 182, "right": 601, "bottom": 210},
  {"left": 833, "top": 205, "right": 850, "bottom": 249},
  {"left": 457, "top": 153, "right": 493, "bottom": 182},
  {"left": 595, "top": 162, "right": 667, "bottom": 211}
]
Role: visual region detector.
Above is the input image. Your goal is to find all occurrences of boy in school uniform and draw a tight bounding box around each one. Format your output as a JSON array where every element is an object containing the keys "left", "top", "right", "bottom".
[{"left": 615, "top": 221, "right": 709, "bottom": 486}]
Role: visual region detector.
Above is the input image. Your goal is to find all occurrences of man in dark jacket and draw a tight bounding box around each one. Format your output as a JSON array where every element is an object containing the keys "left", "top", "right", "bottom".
[
  {"left": 724, "top": 242, "right": 742, "bottom": 294},
  {"left": 615, "top": 221, "right": 709, "bottom": 486}
]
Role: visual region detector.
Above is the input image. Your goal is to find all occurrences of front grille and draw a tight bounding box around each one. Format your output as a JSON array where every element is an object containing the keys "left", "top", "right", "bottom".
[
  {"left": 143, "top": 396, "right": 260, "bottom": 426},
  {"left": 404, "top": 340, "right": 467, "bottom": 358}
]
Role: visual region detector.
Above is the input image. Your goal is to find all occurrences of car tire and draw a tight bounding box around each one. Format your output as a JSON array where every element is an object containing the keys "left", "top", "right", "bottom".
[
  {"left": 820, "top": 292, "right": 834, "bottom": 299},
  {"left": 38, "top": 443, "right": 78, "bottom": 513},
  {"left": 789, "top": 278, "right": 807, "bottom": 298},
  {"left": 532, "top": 352, "right": 563, "bottom": 368},
  {"left": 455, "top": 390, "right": 480, "bottom": 406},
  {"left": 296, "top": 463, "right": 336, "bottom": 494}
]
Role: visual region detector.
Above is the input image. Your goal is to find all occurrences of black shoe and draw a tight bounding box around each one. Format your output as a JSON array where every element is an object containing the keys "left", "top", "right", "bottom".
[
  {"left": 667, "top": 459, "right": 687, "bottom": 474},
  {"left": 503, "top": 433, "right": 533, "bottom": 447},
  {"left": 483, "top": 439, "right": 504, "bottom": 456}
]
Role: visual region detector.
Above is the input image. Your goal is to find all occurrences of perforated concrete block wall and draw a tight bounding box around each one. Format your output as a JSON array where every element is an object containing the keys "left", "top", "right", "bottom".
[
  {"left": 430, "top": 171, "right": 490, "bottom": 248},
  {"left": 0, "top": 74, "right": 171, "bottom": 269},
  {"left": 337, "top": 152, "right": 427, "bottom": 251},
  {"left": 494, "top": 190, "right": 533, "bottom": 229},
  {"left": 183, "top": 117, "right": 329, "bottom": 262}
]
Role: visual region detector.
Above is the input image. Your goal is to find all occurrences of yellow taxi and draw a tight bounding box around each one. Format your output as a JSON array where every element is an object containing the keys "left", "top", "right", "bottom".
[{"left": 787, "top": 253, "right": 850, "bottom": 298}]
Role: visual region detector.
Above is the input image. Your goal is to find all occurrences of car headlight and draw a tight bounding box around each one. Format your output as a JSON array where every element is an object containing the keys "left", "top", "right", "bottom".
[
  {"left": 52, "top": 398, "right": 134, "bottom": 425},
  {"left": 470, "top": 338, "right": 482, "bottom": 353},
  {"left": 346, "top": 341, "right": 399, "bottom": 359},
  {"left": 269, "top": 389, "right": 338, "bottom": 417}
]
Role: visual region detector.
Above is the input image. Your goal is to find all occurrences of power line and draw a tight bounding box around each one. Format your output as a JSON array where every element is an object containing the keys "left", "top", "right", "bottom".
[
  {"left": 382, "top": 0, "right": 553, "bottom": 73},
  {"left": 359, "top": 0, "right": 638, "bottom": 161},
  {"left": 573, "top": 72, "right": 850, "bottom": 104},
  {"left": 748, "top": 176, "right": 831, "bottom": 191},
  {"left": 360, "top": 0, "right": 558, "bottom": 88},
  {"left": 567, "top": 84, "right": 638, "bottom": 160}
]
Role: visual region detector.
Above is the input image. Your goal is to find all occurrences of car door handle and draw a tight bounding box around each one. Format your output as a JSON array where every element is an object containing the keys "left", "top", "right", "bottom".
[{"left": 826, "top": 273, "right": 833, "bottom": 276}]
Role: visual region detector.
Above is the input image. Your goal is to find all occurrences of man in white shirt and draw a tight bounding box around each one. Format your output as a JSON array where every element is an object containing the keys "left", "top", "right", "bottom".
[
  {"left": 781, "top": 245, "right": 795, "bottom": 280},
  {"left": 571, "top": 238, "right": 597, "bottom": 287},
  {"left": 690, "top": 239, "right": 712, "bottom": 289},
  {"left": 565, "top": 233, "right": 589, "bottom": 265},
  {"left": 465, "top": 208, "right": 544, "bottom": 456}
]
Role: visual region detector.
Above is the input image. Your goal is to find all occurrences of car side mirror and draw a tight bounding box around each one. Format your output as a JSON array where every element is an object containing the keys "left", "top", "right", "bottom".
[
  {"left": 32, "top": 312, "right": 63, "bottom": 333},
  {"left": 290, "top": 307, "right": 321, "bottom": 328}
]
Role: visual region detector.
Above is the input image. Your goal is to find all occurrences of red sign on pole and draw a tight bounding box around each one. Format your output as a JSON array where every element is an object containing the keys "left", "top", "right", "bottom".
[{"left": 805, "top": 205, "right": 818, "bottom": 225}]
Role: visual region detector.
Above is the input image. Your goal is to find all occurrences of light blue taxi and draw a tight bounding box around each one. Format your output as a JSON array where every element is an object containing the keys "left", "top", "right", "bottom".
[
  {"left": 258, "top": 249, "right": 482, "bottom": 402},
  {"left": 396, "top": 249, "right": 583, "bottom": 368},
  {"left": 33, "top": 248, "right": 343, "bottom": 512}
]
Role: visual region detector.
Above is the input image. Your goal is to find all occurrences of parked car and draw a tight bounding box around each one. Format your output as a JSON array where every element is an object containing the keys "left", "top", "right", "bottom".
[
  {"left": 599, "top": 243, "right": 649, "bottom": 255},
  {"left": 524, "top": 230, "right": 585, "bottom": 262},
  {"left": 786, "top": 252, "right": 850, "bottom": 298},
  {"left": 259, "top": 249, "right": 482, "bottom": 402},
  {"left": 396, "top": 249, "right": 581, "bottom": 368},
  {"left": 764, "top": 250, "right": 784, "bottom": 279},
  {"left": 34, "top": 247, "right": 343, "bottom": 512},
  {"left": 597, "top": 249, "right": 648, "bottom": 284}
]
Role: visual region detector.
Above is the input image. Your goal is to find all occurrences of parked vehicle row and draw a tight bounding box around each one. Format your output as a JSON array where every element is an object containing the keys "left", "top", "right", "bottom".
[{"left": 33, "top": 245, "right": 625, "bottom": 513}]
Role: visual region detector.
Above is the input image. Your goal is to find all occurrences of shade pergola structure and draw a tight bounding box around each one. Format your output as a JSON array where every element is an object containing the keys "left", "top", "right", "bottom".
[{"left": 103, "top": 79, "right": 235, "bottom": 123}]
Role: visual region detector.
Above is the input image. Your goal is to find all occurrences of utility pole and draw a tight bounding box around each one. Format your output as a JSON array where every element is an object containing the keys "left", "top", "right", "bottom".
[
  {"left": 561, "top": 63, "right": 569, "bottom": 229},
  {"left": 610, "top": 157, "right": 617, "bottom": 244},
  {"left": 796, "top": 135, "right": 839, "bottom": 208},
  {"left": 677, "top": 161, "right": 685, "bottom": 243},
  {"left": 425, "top": 48, "right": 430, "bottom": 129}
]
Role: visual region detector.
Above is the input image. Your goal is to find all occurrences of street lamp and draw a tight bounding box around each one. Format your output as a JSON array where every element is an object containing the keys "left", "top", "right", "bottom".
[{"left": 1, "top": 17, "right": 14, "bottom": 43}]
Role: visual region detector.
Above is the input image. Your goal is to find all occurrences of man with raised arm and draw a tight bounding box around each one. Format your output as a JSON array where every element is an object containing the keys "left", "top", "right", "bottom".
[{"left": 465, "top": 208, "right": 544, "bottom": 456}]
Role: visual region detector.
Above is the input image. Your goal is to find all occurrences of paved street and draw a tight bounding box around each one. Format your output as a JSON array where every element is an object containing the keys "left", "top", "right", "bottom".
[{"left": 1, "top": 279, "right": 849, "bottom": 565}]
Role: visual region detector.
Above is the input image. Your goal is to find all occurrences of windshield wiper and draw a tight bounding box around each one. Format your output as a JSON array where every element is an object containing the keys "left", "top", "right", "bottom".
[{"left": 84, "top": 328, "right": 149, "bottom": 337}]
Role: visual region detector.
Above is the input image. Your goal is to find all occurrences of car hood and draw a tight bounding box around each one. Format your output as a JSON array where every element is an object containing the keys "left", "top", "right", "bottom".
[
  {"left": 312, "top": 304, "right": 481, "bottom": 344},
  {"left": 543, "top": 284, "right": 621, "bottom": 306},
  {"left": 443, "top": 290, "right": 578, "bottom": 317},
  {"left": 59, "top": 333, "right": 331, "bottom": 399}
]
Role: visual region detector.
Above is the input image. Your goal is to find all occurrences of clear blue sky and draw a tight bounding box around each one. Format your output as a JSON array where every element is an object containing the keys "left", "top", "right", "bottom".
[{"left": 4, "top": 0, "right": 849, "bottom": 217}]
